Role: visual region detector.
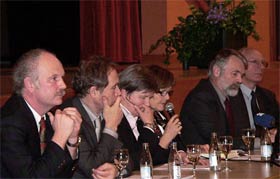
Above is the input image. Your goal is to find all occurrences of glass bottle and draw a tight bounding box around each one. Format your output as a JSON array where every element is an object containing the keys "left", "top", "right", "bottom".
[
  {"left": 168, "top": 142, "right": 181, "bottom": 179},
  {"left": 261, "top": 128, "right": 273, "bottom": 161},
  {"left": 209, "top": 132, "right": 221, "bottom": 171},
  {"left": 140, "top": 143, "right": 153, "bottom": 179}
]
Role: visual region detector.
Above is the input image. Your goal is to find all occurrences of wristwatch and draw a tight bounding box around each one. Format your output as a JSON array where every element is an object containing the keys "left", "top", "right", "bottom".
[{"left": 66, "top": 136, "right": 81, "bottom": 147}]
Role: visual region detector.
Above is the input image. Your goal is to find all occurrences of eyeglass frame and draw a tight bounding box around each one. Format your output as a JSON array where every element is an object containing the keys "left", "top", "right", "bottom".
[{"left": 247, "top": 58, "right": 268, "bottom": 68}]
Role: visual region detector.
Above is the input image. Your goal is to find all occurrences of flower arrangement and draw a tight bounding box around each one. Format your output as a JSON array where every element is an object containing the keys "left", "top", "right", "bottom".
[{"left": 149, "top": 0, "right": 259, "bottom": 69}]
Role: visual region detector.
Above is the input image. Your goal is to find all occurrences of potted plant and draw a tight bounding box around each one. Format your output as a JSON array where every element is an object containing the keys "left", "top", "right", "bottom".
[{"left": 149, "top": 0, "right": 260, "bottom": 70}]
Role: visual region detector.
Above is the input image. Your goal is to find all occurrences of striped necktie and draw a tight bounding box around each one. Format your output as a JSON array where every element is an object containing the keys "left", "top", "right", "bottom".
[{"left": 39, "top": 117, "right": 47, "bottom": 155}]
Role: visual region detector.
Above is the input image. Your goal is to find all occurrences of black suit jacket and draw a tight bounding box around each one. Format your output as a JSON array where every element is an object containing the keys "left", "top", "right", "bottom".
[
  {"left": 0, "top": 94, "right": 74, "bottom": 178},
  {"left": 230, "top": 86, "right": 280, "bottom": 153},
  {"left": 60, "top": 97, "right": 124, "bottom": 179},
  {"left": 180, "top": 79, "right": 249, "bottom": 148},
  {"left": 138, "top": 111, "right": 186, "bottom": 166},
  {"left": 117, "top": 115, "right": 142, "bottom": 170}
]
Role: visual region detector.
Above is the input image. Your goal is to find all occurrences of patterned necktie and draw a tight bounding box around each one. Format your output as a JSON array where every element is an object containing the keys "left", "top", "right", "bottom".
[
  {"left": 251, "top": 91, "right": 260, "bottom": 117},
  {"left": 39, "top": 117, "right": 47, "bottom": 155},
  {"left": 224, "top": 98, "right": 235, "bottom": 136}
]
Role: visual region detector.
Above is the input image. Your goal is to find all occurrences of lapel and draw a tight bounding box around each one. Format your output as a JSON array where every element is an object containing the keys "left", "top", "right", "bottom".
[
  {"left": 18, "top": 96, "right": 41, "bottom": 156},
  {"left": 72, "top": 97, "right": 99, "bottom": 144},
  {"left": 119, "top": 115, "right": 137, "bottom": 143},
  {"left": 207, "top": 79, "right": 228, "bottom": 134},
  {"left": 255, "top": 86, "right": 265, "bottom": 112},
  {"left": 230, "top": 89, "right": 251, "bottom": 135}
]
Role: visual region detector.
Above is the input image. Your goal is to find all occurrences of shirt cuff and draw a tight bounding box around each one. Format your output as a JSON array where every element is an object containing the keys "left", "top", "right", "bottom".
[{"left": 103, "top": 127, "right": 118, "bottom": 139}]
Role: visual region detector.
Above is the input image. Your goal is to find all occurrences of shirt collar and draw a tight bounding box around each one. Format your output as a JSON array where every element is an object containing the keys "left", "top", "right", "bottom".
[
  {"left": 210, "top": 80, "right": 227, "bottom": 108},
  {"left": 24, "top": 99, "right": 44, "bottom": 132},
  {"left": 120, "top": 103, "right": 138, "bottom": 125},
  {"left": 80, "top": 98, "right": 102, "bottom": 123},
  {"left": 240, "top": 84, "right": 256, "bottom": 99}
]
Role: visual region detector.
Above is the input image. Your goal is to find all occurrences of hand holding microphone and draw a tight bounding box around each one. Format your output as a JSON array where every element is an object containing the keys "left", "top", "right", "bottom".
[{"left": 165, "top": 102, "right": 186, "bottom": 146}]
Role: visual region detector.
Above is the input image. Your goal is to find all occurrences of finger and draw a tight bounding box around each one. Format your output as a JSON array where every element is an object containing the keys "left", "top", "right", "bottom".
[
  {"left": 134, "top": 105, "right": 142, "bottom": 114},
  {"left": 112, "top": 96, "right": 121, "bottom": 107},
  {"left": 62, "top": 108, "right": 81, "bottom": 118}
]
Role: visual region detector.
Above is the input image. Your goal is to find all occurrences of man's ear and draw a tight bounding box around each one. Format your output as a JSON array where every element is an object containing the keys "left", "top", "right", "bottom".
[
  {"left": 89, "top": 86, "right": 98, "bottom": 97},
  {"left": 213, "top": 64, "right": 221, "bottom": 77},
  {"left": 24, "top": 77, "right": 36, "bottom": 92}
]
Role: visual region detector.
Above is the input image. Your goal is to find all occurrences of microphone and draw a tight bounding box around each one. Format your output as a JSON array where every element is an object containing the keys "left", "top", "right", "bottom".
[
  {"left": 165, "top": 102, "right": 186, "bottom": 147},
  {"left": 165, "top": 102, "right": 175, "bottom": 117},
  {"left": 254, "top": 113, "right": 276, "bottom": 128}
]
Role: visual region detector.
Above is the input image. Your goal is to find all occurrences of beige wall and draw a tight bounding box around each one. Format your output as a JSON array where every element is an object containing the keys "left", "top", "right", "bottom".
[{"left": 142, "top": 0, "right": 273, "bottom": 61}]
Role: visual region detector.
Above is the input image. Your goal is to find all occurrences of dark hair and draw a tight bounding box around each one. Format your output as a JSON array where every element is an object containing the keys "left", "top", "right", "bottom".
[
  {"left": 148, "top": 65, "right": 175, "bottom": 89},
  {"left": 208, "top": 48, "right": 248, "bottom": 77},
  {"left": 119, "top": 64, "right": 158, "bottom": 94},
  {"left": 72, "top": 56, "right": 117, "bottom": 98},
  {"left": 13, "top": 48, "right": 52, "bottom": 95}
]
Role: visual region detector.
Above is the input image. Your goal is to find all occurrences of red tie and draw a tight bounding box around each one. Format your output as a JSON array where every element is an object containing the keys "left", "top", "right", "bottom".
[
  {"left": 39, "top": 117, "right": 47, "bottom": 154},
  {"left": 224, "top": 98, "right": 235, "bottom": 136}
]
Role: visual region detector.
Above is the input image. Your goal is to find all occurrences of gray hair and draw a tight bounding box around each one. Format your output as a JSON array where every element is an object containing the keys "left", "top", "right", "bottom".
[
  {"left": 208, "top": 48, "right": 248, "bottom": 77},
  {"left": 13, "top": 48, "right": 52, "bottom": 95},
  {"left": 119, "top": 64, "right": 158, "bottom": 94}
]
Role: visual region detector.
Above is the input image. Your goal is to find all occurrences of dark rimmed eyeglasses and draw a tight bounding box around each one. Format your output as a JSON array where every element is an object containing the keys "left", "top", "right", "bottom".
[{"left": 247, "top": 59, "right": 268, "bottom": 68}]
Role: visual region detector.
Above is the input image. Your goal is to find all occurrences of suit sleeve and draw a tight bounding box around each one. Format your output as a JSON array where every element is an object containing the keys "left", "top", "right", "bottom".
[
  {"left": 180, "top": 92, "right": 221, "bottom": 144},
  {"left": 1, "top": 116, "right": 74, "bottom": 178},
  {"left": 138, "top": 127, "right": 169, "bottom": 166},
  {"left": 76, "top": 128, "right": 122, "bottom": 178}
]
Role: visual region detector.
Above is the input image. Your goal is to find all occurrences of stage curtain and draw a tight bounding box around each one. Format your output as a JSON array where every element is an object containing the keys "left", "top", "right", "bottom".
[{"left": 80, "top": 0, "right": 142, "bottom": 63}]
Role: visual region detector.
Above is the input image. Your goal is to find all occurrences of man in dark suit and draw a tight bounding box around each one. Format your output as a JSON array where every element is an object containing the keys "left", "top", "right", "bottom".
[
  {"left": 180, "top": 49, "right": 248, "bottom": 148},
  {"left": 60, "top": 57, "right": 130, "bottom": 179},
  {"left": 117, "top": 64, "right": 158, "bottom": 170},
  {"left": 231, "top": 48, "right": 279, "bottom": 152},
  {"left": 1, "top": 49, "right": 82, "bottom": 178}
]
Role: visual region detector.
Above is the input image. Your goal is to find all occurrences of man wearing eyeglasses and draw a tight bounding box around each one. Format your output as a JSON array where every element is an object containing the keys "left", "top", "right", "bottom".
[{"left": 231, "top": 48, "right": 279, "bottom": 153}]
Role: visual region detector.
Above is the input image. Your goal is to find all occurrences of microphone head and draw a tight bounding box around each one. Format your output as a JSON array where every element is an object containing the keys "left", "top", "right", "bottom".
[
  {"left": 165, "top": 102, "right": 174, "bottom": 112},
  {"left": 254, "top": 113, "right": 276, "bottom": 128}
]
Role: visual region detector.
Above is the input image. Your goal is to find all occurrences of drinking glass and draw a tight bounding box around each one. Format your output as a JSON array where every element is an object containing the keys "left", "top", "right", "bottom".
[
  {"left": 218, "top": 136, "right": 233, "bottom": 171},
  {"left": 114, "top": 149, "right": 129, "bottom": 179},
  {"left": 241, "top": 128, "right": 255, "bottom": 161},
  {"left": 186, "top": 144, "right": 201, "bottom": 177}
]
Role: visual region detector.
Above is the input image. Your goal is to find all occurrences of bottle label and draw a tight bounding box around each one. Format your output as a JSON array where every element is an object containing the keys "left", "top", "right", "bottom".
[
  {"left": 261, "top": 145, "right": 272, "bottom": 157},
  {"left": 172, "top": 165, "right": 181, "bottom": 179},
  {"left": 140, "top": 166, "right": 152, "bottom": 179},
  {"left": 209, "top": 153, "right": 218, "bottom": 167}
]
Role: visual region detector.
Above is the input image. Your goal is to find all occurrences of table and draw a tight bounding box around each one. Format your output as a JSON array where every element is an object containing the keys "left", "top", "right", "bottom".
[{"left": 127, "top": 160, "right": 280, "bottom": 179}]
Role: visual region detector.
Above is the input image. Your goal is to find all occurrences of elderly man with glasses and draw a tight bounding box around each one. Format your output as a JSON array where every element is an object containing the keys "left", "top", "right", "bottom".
[{"left": 230, "top": 47, "right": 279, "bottom": 154}]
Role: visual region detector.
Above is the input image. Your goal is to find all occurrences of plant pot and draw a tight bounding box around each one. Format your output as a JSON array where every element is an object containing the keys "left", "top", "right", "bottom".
[
  {"left": 222, "top": 30, "right": 247, "bottom": 49},
  {"left": 187, "top": 30, "right": 247, "bottom": 70}
]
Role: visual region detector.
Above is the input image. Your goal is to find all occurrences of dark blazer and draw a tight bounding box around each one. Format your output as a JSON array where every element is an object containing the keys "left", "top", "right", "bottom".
[
  {"left": 138, "top": 114, "right": 168, "bottom": 166},
  {"left": 117, "top": 115, "right": 142, "bottom": 170},
  {"left": 60, "top": 97, "right": 124, "bottom": 179},
  {"left": 230, "top": 86, "right": 279, "bottom": 153},
  {"left": 0, "top": 94, "right": 75, "bottom": 178},
  {"left": 180, "top": 79, "right": 249, "bottom": 148}
]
